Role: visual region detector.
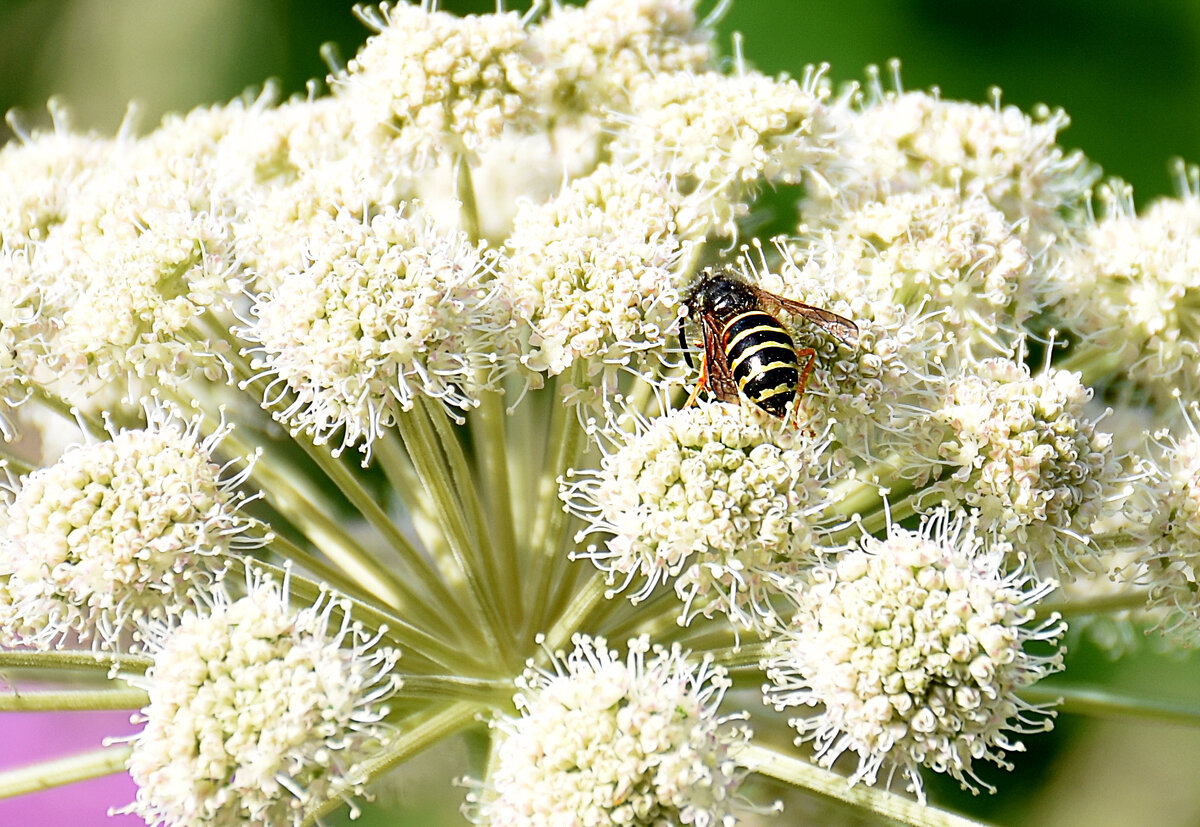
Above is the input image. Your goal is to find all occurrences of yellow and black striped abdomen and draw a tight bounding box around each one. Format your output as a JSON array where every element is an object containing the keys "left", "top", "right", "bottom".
[{"left": 722, "top": 311, "right": 800, "bottom": 418}]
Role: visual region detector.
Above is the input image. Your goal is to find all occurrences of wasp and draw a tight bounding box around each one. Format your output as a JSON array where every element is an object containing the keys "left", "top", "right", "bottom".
[{"left": 680, "top": 267, "right": 858, "bottom": 419}]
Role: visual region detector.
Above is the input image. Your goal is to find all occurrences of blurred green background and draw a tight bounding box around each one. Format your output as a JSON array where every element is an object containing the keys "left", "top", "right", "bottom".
[{"left": 2, "top": 1, "right": 1199, "bottom": 825}]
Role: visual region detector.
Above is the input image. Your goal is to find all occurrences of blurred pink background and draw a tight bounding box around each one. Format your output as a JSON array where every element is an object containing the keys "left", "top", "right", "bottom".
[{"left": 0, "top": 710, "right": 142, "bottom": 826}]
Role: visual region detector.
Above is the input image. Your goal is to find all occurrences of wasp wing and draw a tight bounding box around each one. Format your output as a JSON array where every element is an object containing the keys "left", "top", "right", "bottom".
[
  {"left": 700, "top": 312, "right": 740, "bottom": 404},
  {"left": 755, "top": 288, "right": 859, "bottom": 348}
]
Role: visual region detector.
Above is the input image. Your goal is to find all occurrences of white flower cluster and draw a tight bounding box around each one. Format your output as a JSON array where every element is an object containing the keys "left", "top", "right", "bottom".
[
  {"left": 1134, "top": 415, "right": 1200, "bottom": 644},
  {"left": 222, "top": 95, "right": 420, "bottom": 282},
  {"left": 473, "top": 634, "right": 749, "bottom": 827},
  {"left": 774, "top": 186, "right": 1043, "bottom": 453},
  {"left": 0, "top": 103, "right": 252, "bottom": 394},
  {"left": 531, "top": 0, "right": 713, "bottom": 115},
  {"left": 1058, "top": 185, "right": 1200, "bottom": 411},
  {"left": 121, "top": 569, "right": 402, "bottom": 826},
  {"left": 815, "top": 82, "right": 1096, "bottom": 242},
  {"left": 504, "top": 163, "right": 696, "bottom": 377},
  {"left": 0, "top": 101, "right": 121, "bottom": 249},
  {"left": 243, "top": 205, "right": 515, "bottom": 454},
  {"left": 764, "top": 512, "right": 1064, "bottom": 802},
  {"left": 0, "top": 405, "right": 261, "bottom": 650},
  {"left": 564, "top": 401, "right": 838, "bottom": 630},
  {"left": 803, "top": 188, "right": 1036, "bottom": 356},
  {"left": 915, "top": 358, "right": 1122, "bottom": 572},
  {"left": 342, "top": 3, "right": 548, "bottom": 156},
  {"left": 615, "top": 67, "right": 837, "bottom": 233}
]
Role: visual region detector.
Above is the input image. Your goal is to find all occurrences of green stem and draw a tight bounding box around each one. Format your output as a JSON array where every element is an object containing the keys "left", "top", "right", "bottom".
[
  {"left": 469, "top": 389, "right": 522, "bottom": 632},
  {"left": 291, "top": 426, "right": 467, "bottom": 618},
  {"left": 1057, "top": 344, "right": 1128, "bottom": 389},
  {"left": 398, "top": 674, "right": 512, "bottom": 703},
  {"left": 302, "top": 701, "right": 483, "bottom": 825},
  {"left": 396, "top": 402, "right": 512, "bottom": 668},
  {"left": 0, "top": 649, "right": 151, "bottom": 673},
  {"left": 506, "top": 381, "right": 546, "bottom": 551},
  {"left": 0, "top": 747, "right": 132, "bottom": 799},
  {"left": 0, "top": 688, "right": 148, "bottom": 711},
  {"left": 541, "top": 573, "right": 609, "bottom": 653},
  {"left": 0, "top": 441, "right": 34, "bottom": 475},
  {"left": 670, "top": 621, "right": 746, "bottom": 660},
  {"left": 455, "top": 153, "right": 482, "bottom": 243},
  {"left": 225, "top": 429, "right": 447, "bottom": 628},
  {"left": 161, "top": 375, "right": 451, "bottom": 634},
  {"left": 221, "top": 324, "right": 458, "bottom": 622},
  {"left": 708, "top": 640, "right": 772, "bottom": 669},
  {"left": 825, "top": 476, "right": 886, "bottom": 524},
  {"left": 27, "top": 383, "right": 109, "bottom": 441},
  {"left": 423, "top": 397, "right": 514, "bottom": 649},
  {"left": 525, "top": 368, "right": 589, "bottom": 638},
  {"left": 262, "top": 530, "right": 386, "bottom": 609},
  {"left": 624, "top": 374, "right": 658, "bottom": 419},
  {"left": 1035, "top": 591, "right": 1149, "bottom": 622},
  {"left": 225, "top": 556, "right": 473, "bottom": 673},
  {"left": 859, "top": 492, "right": 918, "bottom": 537},
  {"left": 598, "top": 584, "right": 686, "bottom": 644},
  {"left": 824, "top": 452, "right": 936, "bottom": 539},
  {"left": 739, "top": 744, "right": 991, "bottom": 827},
  {"left": 1020, "top": 685, "right": 1200, "bottom": 726},
  {"left": 527, "top": 375, "right": 571, "bottom": 566},
  {"left": 374, "top": 431, "right": 452, "bottom": 564},
  {"left": 533, "top": 552, "right": 590, "bottom": 643}
]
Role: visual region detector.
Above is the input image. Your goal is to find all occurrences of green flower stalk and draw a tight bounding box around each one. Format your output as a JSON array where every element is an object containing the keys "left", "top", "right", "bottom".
[{"left": 1, "top": 2, "right": 1199, "bottom": 825}]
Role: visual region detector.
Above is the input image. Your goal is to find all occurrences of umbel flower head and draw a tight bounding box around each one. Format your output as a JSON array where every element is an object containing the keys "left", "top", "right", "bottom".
[
  {"left": 1137, "top": 406, "right": 1200, "bottom": 644},
  {"left": 469, "top": 633, "right": 750, "bottom": 827},
  {"left": 118, "top": 566, "right": 402, "bottom": 827},
  {"left": 242, "top": 203, "right": 516, "bottom": 455},
  {"left": 563, "top": 400, "right": 840, "bottom": 630},
  {"left": 26, "top": 110, "right": 249, "bottom": 390},
  {"left": 502, "top": 162, "right": 696, "bottom": 378},
  {"left": 530, "top": 0, "right": 715, "bottom": 116},
  {"left": 0, "top": 403, "right": 263, "bottom": 651},
  {"left": 795, "top": 187, "right": 1037, "bottom": 360},
  {"left": 0, "top": 98, "right": 124, "bottom": 250},
  {"left": 910, "top": 357, "right": 1123, "bottom": 573},
  {"left": 613, "top": 64, "right": 837, "bottom": 234},
  {"left": 6, "top": 1, "right": 1198, "bottom": 824},
  {"left": 1055, "top": 181, "right": 1200, "bottom": 412},
  {"left": 813, "top": 74, "right": 1097, "bottom": 244},
  {"left": 764, "top": 509, "right": 1065, "bottom": 802},
  {"left": 340, "top": 1, "right": 549, "bottom": 157}
]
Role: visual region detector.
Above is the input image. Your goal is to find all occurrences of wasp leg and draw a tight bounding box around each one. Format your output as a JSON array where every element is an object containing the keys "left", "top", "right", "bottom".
[
  {"left": 788, "top": 347, "right": 819, "bottom": 433},
  {"left": 676, "top": 314, "right": 694, "bottom": 370},
  {"left": 684, "top": 350, "right": 709, "bottom": 408},
  {"left": 795, "top": 347, "right": 817, "bottom": 395}
]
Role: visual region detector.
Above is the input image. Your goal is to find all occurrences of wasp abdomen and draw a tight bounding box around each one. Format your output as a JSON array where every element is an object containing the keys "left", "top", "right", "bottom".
[{"left": 723, "top": 311, "right": 800, "bottom": 418}]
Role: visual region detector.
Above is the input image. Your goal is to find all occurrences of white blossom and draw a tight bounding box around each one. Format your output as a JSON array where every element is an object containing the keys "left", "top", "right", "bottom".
[
  {"left": 764, "top": 510, "right": 1064, "bottom": 802},
  {"left": 503, "top": 163, "right": 697, "bottom": 379},
  {"left": 613, "top": 66, "right": 837, "bottom": 234},
  {"left": 910, "top": 358, "right": 1123, "bottom": 573},
  {"left": 118, "top": 568, "right": 402, "bottom": 826},
  {"left": 242, "top": 204, "right": 517, "bottom": 455},
  {"left": 0, "top": 404, "right": 263, "bottom": 650},
  {"left": 563, "top": 401, "right": 840, "bottom": 630},
  {"left": 340, "top": 2, "right": 550, "bottom": 157},
  {"left": 1056, "top": 184, "right": 1200, "bottom": 411},
  {"left": 1135, "top": 407, "right": 1200, "bottom": 644},
  {"left": 813, "top": 80, "right": 1097, "bottom": 245},
  {"left": 470, "top": 634, "right": 749, "bottom": 826},
  {"left": 531, "top": 0, "right": 714, "bottom": 116}
]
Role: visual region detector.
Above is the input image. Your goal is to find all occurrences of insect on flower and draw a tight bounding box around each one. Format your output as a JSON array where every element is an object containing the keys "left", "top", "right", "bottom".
[{"left": 680, "top": 266, "right": 859, "bottom": 419}]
